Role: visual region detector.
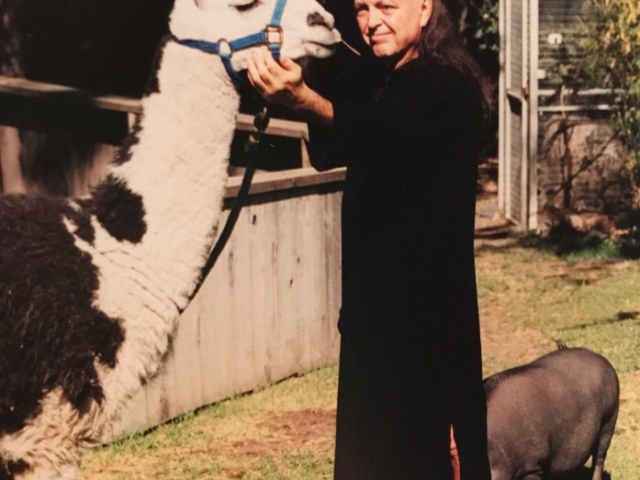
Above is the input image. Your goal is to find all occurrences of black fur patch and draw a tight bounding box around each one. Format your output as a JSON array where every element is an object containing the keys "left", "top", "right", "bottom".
[
  {"left": 65, "top": 204, "right": 96, "bottom": 244},
  {"left": 0, "top": 194, "right": 124, "bottom": 435},
  {"left": 145, "top": 34, "right": 170, "bottom": 96},
  {"left": 0, "top": 459, "right": 27, "bottom": 480},
  {"left": 79, "top": 175, "right": 147, "bottom": 243},
  {"left": 113, "top": 34, "right": 170, "bottom": 167},
  {"left": 113, "top": 116, "right": 143, "bottom": 166}
]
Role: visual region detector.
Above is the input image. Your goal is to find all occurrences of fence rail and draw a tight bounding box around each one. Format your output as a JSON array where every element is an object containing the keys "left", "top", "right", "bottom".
[
  {"left": 0, "top": 75, "right": 309, "bottom": 139},
  {"left": 0, "top": 75, "right": 314, "bottom": 194}
]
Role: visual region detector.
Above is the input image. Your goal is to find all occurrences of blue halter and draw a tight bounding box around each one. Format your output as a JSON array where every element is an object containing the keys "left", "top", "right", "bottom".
[{"left": 173, "top": 0, "right": 288, "bottom": 83}]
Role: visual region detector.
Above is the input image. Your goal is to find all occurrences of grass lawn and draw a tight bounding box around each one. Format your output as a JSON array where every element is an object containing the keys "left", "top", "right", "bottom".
[{"left": 80, "top": 234, "right": 640, "bottom": 479}]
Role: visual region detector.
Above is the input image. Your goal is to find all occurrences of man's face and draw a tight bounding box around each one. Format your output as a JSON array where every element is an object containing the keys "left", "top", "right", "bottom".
[{"left": 354, "top": 0, "right": 432, "bottom": 66}]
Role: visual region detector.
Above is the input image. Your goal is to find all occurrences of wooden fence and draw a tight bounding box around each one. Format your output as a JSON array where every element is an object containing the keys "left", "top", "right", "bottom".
[
  {"left": 0, "top": 76, "right": 345, "bottom": 439},
  {"left": 0, "top": 75, "right": 314, "bottom": 195},
  {"left": 109, "top": 168, "right": 344, "bottom": 439}
]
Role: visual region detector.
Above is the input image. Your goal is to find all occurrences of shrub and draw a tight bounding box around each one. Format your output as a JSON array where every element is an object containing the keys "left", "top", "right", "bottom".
[{"left": 578, "top": 0, "right": 640, "bottom": 196}]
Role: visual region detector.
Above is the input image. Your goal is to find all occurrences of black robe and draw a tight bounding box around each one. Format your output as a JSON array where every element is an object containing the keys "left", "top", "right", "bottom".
[{"left": 310, "top": 57, "right": 491, "bottom": 480}]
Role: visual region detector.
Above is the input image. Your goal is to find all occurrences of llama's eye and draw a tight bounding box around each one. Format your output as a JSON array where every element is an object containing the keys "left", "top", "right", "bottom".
[{"left": 234, "top": 0, "right": 262, "bottom": 12}]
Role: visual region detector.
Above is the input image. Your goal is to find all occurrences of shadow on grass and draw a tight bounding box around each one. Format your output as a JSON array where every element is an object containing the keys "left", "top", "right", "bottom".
[
  {"left": 519, "top": 220, "right": 622, "bottom": 260},
  {"left": 558, "top": 311, "right": 640, "bottom": 331},
  {"left": 514, "top": 209, "right": 640, "bottom": 261},
  {"left": 475, "top": 224, "right": 512, "bottom": 241},
  {"left": 475, "top": 222, "right": 624, "bottom": 261}
]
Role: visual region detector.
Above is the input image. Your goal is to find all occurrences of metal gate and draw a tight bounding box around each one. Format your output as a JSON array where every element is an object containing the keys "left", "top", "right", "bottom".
[{"left": 499, "top": 0, "right": 539, "bottom": 229}]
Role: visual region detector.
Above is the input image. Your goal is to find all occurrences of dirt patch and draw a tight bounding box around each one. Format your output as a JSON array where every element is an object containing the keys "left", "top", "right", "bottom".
[
  {"left": 620, "top": 371, "right": 640, "bottom": 405},
  {"left": 81, "top": 409, "right": 337, "bottom": 480},
  {"left": 257, "top": 409, "right": 335, "bottom": 451},
  {"left": 224, "top": 469, "right": 249, "bottom": 479},
  {"left": 614, "top": 372, "right": 640, "bottom": 455},
  {"left": 210, "top": 410, "right": 336, "bottom": 460},
  {"left": 214, "top": 410, "right": 336, "bottom": 476}
]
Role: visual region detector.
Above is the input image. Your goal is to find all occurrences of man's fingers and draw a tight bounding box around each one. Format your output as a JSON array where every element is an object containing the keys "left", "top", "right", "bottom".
[
  {"left": 247, "top": 56, "right": 268, "bottom": 93},
  {"left": 279, "top": 56, "right": 296, "bottom": 71},
  {"left": 255, "top": 47, "right": 273, "bottom": 71},
  {"left": 252, "top": 50, "right": 275, "bottom": 87},
  {"left": 248, "top": 56, "right": 269, "bottom": 90},
  {"left": 247, "top": 47, "right": 305, "bottom": 108},
  {"left": 278, "top": 56, "right": 302, "bottom": 85},
  {"left": 263, "top": 47, "right": 281, "bottom": 73},
  {"left": 258, "top": 47, "right": 296, "bottom": 85},
  {"left": 246, "top": 57, "right": 258, "bottom": 87}
]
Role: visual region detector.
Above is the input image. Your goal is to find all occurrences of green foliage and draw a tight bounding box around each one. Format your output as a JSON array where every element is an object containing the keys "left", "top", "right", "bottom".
[
  {"left": 539, "top": 31, "right": 582, "bottom": 87},
  {"left": 472, "top": 0, "right": 500, "bottom": 54},
  {"left": 443, "top": 0, "right": 500, "bottom": 78},
  {"left": 452, "top": 0, "right": 500, "bottom": 59},
  {"left": 578, "top": 0, "right": 640, "bottom": 186}
]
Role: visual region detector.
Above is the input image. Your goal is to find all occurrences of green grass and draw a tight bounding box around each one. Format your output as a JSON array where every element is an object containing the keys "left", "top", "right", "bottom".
[
  {"left": 476, "top": 238, "right": 640, "bottom": 479},
  {"left": 81, "top": 239, "right": 640, "bottom": 480},
  {"left": 81, "top": 367, "right": 338, "bottom": 480}
]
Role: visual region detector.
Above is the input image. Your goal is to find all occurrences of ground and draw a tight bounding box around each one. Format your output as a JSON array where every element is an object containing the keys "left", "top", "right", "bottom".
[{"left": 79, "top": 176, "right": 640, "bottom": 479}]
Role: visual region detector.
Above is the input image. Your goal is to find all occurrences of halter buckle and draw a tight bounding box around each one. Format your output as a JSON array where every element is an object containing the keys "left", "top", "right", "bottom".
[{"left": 265, "top": 25, "right": 284, "bottom": 47}]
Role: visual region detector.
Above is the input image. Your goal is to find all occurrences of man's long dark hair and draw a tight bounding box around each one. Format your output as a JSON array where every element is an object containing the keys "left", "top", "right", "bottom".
[{"left": 419, "top": 0, "right": 494, "bottom": 115}]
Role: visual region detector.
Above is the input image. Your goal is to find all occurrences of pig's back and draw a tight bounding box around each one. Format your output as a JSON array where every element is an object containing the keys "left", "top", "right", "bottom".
[
  {"left": 533, "top": 348, "right": 619, "bottom": 415},
  {"left": 485, "top": 348, "right": 619, "bottom": 478}
]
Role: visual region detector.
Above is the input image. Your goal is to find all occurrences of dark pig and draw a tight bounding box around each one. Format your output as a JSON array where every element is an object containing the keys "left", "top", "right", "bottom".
[{"left": 484, "top": 347, "right": 619, "bottom": 480}]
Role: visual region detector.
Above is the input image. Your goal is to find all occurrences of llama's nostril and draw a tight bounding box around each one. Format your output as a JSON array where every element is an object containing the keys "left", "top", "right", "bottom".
[{"left": 307, "top": 12, "right": 331, "bottom": 28}]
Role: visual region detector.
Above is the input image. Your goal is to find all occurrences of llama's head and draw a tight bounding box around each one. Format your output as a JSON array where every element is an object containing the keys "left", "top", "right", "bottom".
[{"left": 170, "top": 0, "right": 341, "bottom": 69}]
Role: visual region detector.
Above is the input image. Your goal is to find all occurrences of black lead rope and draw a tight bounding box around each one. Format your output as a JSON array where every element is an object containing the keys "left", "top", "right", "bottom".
[{"left": 188, "top": 107, "right": 271, "bottom": 303}]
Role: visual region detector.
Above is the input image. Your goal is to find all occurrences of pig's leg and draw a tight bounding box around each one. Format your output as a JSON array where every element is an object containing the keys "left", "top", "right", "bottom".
[
  {"left": 591, "top": 437, "right": 610, "bottom": 480},
  {"left": 591, "top": 408, "right": 619, "bottom": 480},
  {"left": 489, "top": 468, "right": 511, "bottom": 480},
  {"left": 490, "top": 470, "right": 540, "bottom": 480},
  {"left": 591, "top": 463, "right": 604, "bottom": 480}
]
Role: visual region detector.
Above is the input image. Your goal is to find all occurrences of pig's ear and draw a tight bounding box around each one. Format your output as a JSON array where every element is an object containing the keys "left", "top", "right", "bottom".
[{"left": 554, "top": 340, "right": 568, "bottom": 350}]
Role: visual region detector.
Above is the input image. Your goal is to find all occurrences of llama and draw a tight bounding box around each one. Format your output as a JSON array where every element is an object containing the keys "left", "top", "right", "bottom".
[{"left": 0, "top": 0, "right": 340, "bottom": 478}]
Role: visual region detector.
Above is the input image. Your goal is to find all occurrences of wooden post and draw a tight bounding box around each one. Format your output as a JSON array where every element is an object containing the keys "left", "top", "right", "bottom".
[
  {"left": 301, "top": 139, "right": 311, "bottom": 168},
  {"left": 0, "top": 126, "right": 26, "bottom": 193}
]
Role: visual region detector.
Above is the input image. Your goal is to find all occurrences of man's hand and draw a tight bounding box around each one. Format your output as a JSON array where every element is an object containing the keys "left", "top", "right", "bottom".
[
  {"left": 246, "top": 47, "right": 334, "bottom": 125},
  {"left": 247, "top": 47, "right": 306, "bottom": 109}
]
